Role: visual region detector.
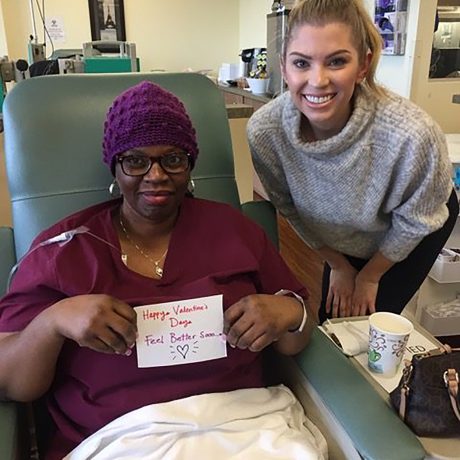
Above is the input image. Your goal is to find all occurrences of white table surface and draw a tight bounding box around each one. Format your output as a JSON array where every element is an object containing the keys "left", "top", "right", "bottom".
[{"left": 322, "top": 317, "right": 460, "bottom": 459}]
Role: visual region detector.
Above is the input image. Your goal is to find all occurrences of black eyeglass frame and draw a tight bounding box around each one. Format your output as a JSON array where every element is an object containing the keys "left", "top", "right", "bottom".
[{"left": 115, "top": 152, "right": 192, "bottom": 176}]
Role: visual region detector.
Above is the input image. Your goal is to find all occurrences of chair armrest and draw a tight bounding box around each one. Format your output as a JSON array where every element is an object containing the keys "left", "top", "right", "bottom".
[
  {"left": 241, "top": 201, "right": 279, "bottom": 249},
  {"left": 0, "top": 228, "right": 19, "bottom": 459},
  {"left": 294, "top": 328, "right": 426, "bottom": 460},
  {"left": 0, "top": 400, "right": 19, "bottom": 460},
  {"left": 0, "top": 227, "right": 16, "bottom": 296}
]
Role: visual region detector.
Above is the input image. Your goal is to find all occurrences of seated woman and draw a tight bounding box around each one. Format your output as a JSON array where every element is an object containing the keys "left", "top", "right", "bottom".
[{"left": 0, "top": 81, "right": 326, "bottom": 459}]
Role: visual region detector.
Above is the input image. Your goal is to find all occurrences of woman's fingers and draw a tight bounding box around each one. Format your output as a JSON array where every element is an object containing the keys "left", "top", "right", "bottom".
[
  {"left": 339, "top": 296, "right": 351, "bottom": 317},
  {"left": 326, "top": 289, "right": 334, "bottom": 314},
  {"left": 55, "top": 295, "right": 137, "bottom": 354},
  {"left": 327, "top": 266, "right": 357, "bottom": 318},
  {"left": 329, "top": 290, "right": 353, "bottom": 318},
  {"left": 233, "top": 324, "right": 266, "bottom": 350},
  {"left": 106, "top": 313, "right": 138, "bottom": 349},
  {"left": 352, "top": 279, "right": 378, "bottom": 317},
  {"left": 112, "top": 299, "right": 137, "bottom": 324},
  {"left": 224, "top": 294, "right": 292, "bottom": 351},
  {"left": 331, "top": 293, "right": 340, "bottom": 318},
  {"left": 246, "top": 330, "right": 272, "bottom": 352},
  {"left": 226, "top": 315, "right": 254, "bottom": 348}
]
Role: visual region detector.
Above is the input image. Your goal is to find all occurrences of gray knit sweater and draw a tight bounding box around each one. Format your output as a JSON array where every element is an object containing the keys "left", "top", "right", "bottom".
[{"left": 247, "top": 87, "right": 453, "bottom": 262}]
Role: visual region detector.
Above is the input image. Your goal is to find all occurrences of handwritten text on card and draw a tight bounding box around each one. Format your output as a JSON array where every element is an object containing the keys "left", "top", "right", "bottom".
[{"left": 134, "top": 295, "right": 227, "bottom": 368}]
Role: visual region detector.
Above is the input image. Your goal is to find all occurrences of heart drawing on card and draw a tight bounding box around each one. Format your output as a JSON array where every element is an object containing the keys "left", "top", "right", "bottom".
[{"left": 176, "top": 344, "right": 190, "bottom": 359}]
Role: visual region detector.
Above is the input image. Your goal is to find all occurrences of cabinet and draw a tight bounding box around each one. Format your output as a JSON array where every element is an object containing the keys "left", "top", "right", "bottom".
[
  {"left": 413, "top": 136, "right": 460, "bottom": 338},
  {"left": 220, "top": 86, "right": 268, "bottom": 203},
  {"left": 220, "top": 86, "right": 271, "bottom": 113},
  {"left": 220, "top": 86, "right": 271, "bottom": 201}
]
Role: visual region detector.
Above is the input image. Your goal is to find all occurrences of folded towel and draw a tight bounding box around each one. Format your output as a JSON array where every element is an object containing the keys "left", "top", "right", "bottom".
[{"left": 323, "top": 320, "right": 369, "bottom": 357}]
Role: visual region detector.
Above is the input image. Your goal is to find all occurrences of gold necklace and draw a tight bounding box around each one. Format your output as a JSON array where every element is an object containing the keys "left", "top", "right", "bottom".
[{"left": 119, "top": 214, "right": 168, "bottom": 278}]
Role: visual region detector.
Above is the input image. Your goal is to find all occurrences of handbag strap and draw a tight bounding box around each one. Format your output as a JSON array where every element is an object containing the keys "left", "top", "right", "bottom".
[
  {"left": 444, "top": 368, "right": 460, "bottom": 421},
  {"left": 398, "top": 361, "right": 412, "bottom": 420},
  {"left": 440, "top": 345, "right": 460, "bottom": 353},
  {"left": 399, "top": 386, "right": 409, "bottom": 420}
]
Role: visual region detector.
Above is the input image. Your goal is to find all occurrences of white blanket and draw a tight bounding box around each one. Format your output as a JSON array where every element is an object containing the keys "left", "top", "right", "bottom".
[{"left": 64, "top": 385, "right": 327, "bottom": 460}]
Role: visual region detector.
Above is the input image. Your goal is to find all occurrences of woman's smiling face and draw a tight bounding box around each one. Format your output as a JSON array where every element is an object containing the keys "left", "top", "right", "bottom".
[{"left": 282, "top": 22, "right": 370, "bottom": 140}]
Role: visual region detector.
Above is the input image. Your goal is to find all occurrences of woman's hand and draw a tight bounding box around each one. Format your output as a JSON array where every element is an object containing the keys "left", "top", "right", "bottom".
[
  {"left": 351, "top": 275, "right": 379, "bottom": 316},
  {"left": 50, "top": 294, "right": 137, "bottom": 355},
  {"left": 350, "top": 251, "right": 394, "bottom": 316},
  {"left": 326, "top": 265, "right": 358, "bottom": 318},
  {"left": 223, "top": 294, "right": 304, "bottom": 352}
]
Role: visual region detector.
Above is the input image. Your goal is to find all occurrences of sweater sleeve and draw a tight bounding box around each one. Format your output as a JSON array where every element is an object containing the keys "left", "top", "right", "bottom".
[
  {"left": 247, "top": 110, "right": 325, "bottom": 250},
  {"left": 379, "top": 120, "right": 453, "bottom": 262}
]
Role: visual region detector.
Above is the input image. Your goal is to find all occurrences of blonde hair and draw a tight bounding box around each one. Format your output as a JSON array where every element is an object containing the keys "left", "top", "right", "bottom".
[{"left": 283, "top": 0, "right": 387, "bottom": 98}]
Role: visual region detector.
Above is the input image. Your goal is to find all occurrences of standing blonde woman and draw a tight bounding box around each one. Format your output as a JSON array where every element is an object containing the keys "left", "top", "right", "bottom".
[{"left": 248, "top": 0, "right": 458, "bottom": 323}]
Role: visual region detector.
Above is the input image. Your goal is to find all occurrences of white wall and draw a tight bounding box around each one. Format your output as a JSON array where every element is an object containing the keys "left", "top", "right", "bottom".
[
  {"left": 125, "top": 1, "right": 239, "bottom": 72},
  {"left": 2, "top": 0, "right": 41, "bottom": 59},
  {"left": 365, "top": 0, "right": 460, "bottom": 133},
  {"left": 1, "top": 0, "right": 241, "bottom": 73},
  {"left": 360, "top": 0, "right": 420, "bottom": 98},
  {"left": 0, "top": 1, "right": 8, "bottom": 55},
  {"left": 238, "top": 0, "right": 272, "bottom": 50},
  {"left": 373, "top": 0, "right": 421, "bottom": 98}
]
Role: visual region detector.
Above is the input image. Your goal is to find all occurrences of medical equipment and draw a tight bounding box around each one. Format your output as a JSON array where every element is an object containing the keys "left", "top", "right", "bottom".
[
  {"left": 28, "top": 42, "right": 46, "bottom": 65},
  {"left": 38, "top": 226, "right": 89, "bottom": 246},
  {"left": 6, "top": 226, "right": 122, "bottom": 290},
  {"left": 57, "top": 41, "right": 139, "bottom": 75},
  {"left": 0, "top": 57, "right": 29, "bottom": 132},
  {"left": 83, "top": 41, "right": 138, "bottom": 73}
]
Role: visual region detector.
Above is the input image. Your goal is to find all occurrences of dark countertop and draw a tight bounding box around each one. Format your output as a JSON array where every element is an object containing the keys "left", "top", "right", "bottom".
[
  {"left": 226, "top": 103, "right": 254, "bottom": 119},
  {"left": 219, "top": 84, "right": 274, "bottom": 103}
]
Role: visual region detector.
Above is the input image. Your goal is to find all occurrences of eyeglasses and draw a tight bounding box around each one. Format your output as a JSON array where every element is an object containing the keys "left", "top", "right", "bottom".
[{"left": 116, "top": 152, "right": 191, "bottom": 176}]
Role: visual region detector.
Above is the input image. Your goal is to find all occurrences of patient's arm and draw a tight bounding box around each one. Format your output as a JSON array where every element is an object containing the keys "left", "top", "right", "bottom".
[
  {"left": 0, "top": 294, "right": 137, "bottom": 402},
  {"left": 274, "top": 299, "right": 316, "bottom": 355},
  {"left": 0, "top": 315, "right": 65, "bottom": 402},
  {"left": 224, "top": 294, "right": 313, "bottom": 356}
]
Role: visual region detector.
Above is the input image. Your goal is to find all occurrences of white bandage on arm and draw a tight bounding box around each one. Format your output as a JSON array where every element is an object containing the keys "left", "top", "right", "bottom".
[{"left": 275, "top": 289, "right": 308, "bottom": 333}]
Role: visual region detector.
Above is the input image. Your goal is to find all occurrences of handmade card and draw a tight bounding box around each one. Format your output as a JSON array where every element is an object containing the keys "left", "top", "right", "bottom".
[{"left": 134, "top": 294, "right": 227, "bottom": 368}]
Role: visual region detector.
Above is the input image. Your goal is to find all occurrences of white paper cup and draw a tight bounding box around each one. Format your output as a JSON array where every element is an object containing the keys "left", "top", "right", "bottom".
[{"left": 367, "top": 312, "right": 413, "bottom": 376}]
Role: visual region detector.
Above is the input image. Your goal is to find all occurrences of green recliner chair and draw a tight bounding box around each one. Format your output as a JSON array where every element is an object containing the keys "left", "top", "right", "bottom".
[{"left": 0, "top": 73, "right": 425, "bottom": 460}]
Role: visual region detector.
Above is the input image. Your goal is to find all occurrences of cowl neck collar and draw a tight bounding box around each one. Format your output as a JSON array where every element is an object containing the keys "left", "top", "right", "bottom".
[{"left": 281, "top": 85, "right": 376, "bottom": 159}]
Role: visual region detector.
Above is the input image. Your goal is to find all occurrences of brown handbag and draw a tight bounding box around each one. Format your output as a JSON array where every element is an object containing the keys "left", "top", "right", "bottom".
[{"left": 389, "top": 345, "right": 460, "bottom": 437}]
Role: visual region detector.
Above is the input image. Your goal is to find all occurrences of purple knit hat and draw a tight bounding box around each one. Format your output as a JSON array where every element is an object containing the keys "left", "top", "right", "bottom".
[{"left": 102, "top": 81, "right": 199, "bottom": 172}]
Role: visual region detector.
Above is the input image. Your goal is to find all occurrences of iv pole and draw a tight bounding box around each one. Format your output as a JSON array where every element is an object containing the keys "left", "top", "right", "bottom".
[
  {"left": 29, "top": 0, "right": 38, "bottom": 44},
  {"left": 27, "top": 0, "right": 45, "bottom": 63}
]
